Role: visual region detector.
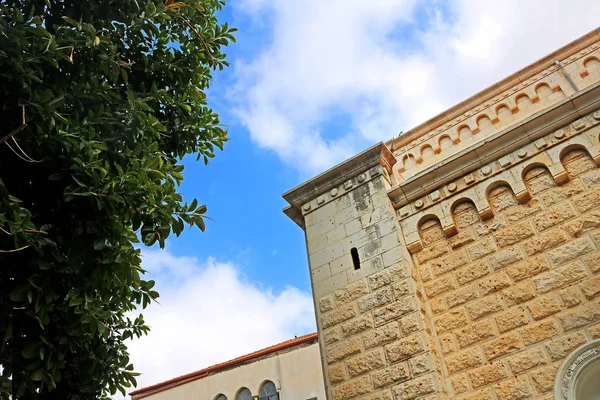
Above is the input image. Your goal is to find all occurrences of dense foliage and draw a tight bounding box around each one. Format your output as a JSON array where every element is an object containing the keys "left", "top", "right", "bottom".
[{"left": 0, "top": 1, "right": 235, "bottom": 398}]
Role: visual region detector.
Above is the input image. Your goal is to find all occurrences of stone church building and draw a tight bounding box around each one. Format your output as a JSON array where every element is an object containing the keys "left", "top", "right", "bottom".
[
  {"left": 131, "top": 29, "right": 600, "bottom": 400},
  {"left": 283, "top": 28, "right": 600, "bottom": 400}
]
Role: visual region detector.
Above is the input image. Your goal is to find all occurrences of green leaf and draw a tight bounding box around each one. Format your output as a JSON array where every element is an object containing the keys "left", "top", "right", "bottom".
[{"left": 31, "top": 368, "right": 45, "bottom": 381}]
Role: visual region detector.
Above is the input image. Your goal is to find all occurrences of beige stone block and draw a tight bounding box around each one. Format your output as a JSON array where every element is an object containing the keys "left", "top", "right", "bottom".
[
  {"left": 445, "top": 285, "right": 479, "bottom": 309},
  {"left": 581, "top": 168, "right": 600, "bottom": 188},
  {"left": 506, "top": 255, "right": 550, "bottom": 282},
  {"left": 502, "top": 281, "right": 536, "bottom": 306},
  {"left": 439, "top": 334, "right": 456, "bottom": 355},
  {"left": 539, "top": 179, "right": 586, "bottom": 207},
  {"left": 488, "top": 246, "right": 524, "bottom": 270},
  {"left": 479, "top": 272, "right": 512, "bottom": 295},
  {"left": 458, "top": 388, "right": 494, "bottom": 400},
  {"left": 449, "top": 230, "right": 476, "bottom": 249},
  {"left": 330, "top": 376, "right": 372, "bottom": 400},
  {"left": 496, "top": 307, "right": 529, "bottom": 333},
  {"left": 391, "top": 374, "right": 436, "bottom": 400},
  {"left": 329, "top": 362, "right": 347, "bottom": 384},
  {"left": 483, "top": 332, "right": 523, "bottom": 360},
  {"left": 419, "top": 263, "right": 434, "bottom": 282},
  {"left": 533, "top": 262, "right": 588, "bottom": 294},
  {"left": 321, "top": 304, "right": 357, "bottom": 329},
  {"left": 455, "top": 319, "right": 496, "bottom": 348},
  {"left": 307, "top": 216, "right": 336, "bottom": 239},
  {"left": 474, "top": 215, "right": 507, "bottom": 238},
  {"left": 327, "top": 225, "right": 348, "bottom": 245},
  {"left": 559, "top": 304, "right": 597, "bottom": 331},
  {"left": 326, "top": 337, "right": 362, "bottom": 364},
  {"left": 307, "top": 232, "right": 328, "bottom": 255},
  {"left": 572, "top": 187, "right": 600, "bottom": 213},
  {"left": 580, "top": 275, "right": 600, "bottom": 298},
  {"left": 363, "top": 321, "right": 400, "bottom": 349},
  {"left": 372, "top": 296, "right": 416, "bottom": 327},
  {"left": 357, "top": 391, "right": 393, "bottom": 400},
  {"left": 562, "top": 210, "right": 600, "bottom": 238},
  {"left": 468, "top": 363, "right": 508, "bottom": 388},
  {"left": 384, "top": 332, "right": 425, "bottom": 363},
  {"left": 588, "top": 322, "right": 600, "bottom": 339},
  {"left": 494, "top": 221, "right": 535, "bottom": 247},
  {"left": 319, "top": 295, "right": 335, "bottom": 313},
  {"left": 399, "top": 313, "right": 423, "bottom": 335},
  {"left": 429, "top": 251, "right": 468, "bottom": 277},
  {"left": 559, "top": 286, "right": 582, "bottom": 308},
  {"left": 314, "top": 269, "right": 349, "bottom": 299},
  {"left": 522, "top": 227, "right": 568, "bottom": 256},
  {"left": 324, "top": 327, "right": 341, "bottom": 345},
  {"left": 346, "top": 256, "right": 385, "bottom": 285},
  {"left": 392, "top": 278, "right": 414, "bottom": 298},
  {"left": 341, "top": 314, "right": 374, "bottom": 338},
  {"left": 371, "top": 361, "right": 410, "bottom": 388},
  {"left": 429, "top": 298, "right": 446, "bottom": 315},
  {"left": 424, "top": 275, "right": 456, "bottom": 298},
  {"left": 446, "top": 348, "right": 483, "bottom": 376},
  {"left": 506, "top": 348, "right": 547, "bottom": 374},
  {"left": 547, "top": 237, "right": 595, "bottom": 266},
  {"left": 435, "top": 309, "right": 468, "bottom": 333},
  {"left": 530, "top": 364, "right": 558, "bottom": 394},
  {"left": 584, "top": 251, "right": 600, "bottom": 273},
  {"left": 409, "top": 352, "right": 434, "bottom": 376},
  {"left": 368, "top": 264, "right": 408, "bottom": 291},
  {"left": 335, "top": 280, "right": 369, "bottom": 304},
  {"left": 382, "top": 246, "right": 407, "bottom": 267},
  {"left": 450, "top": 373, "right": 470, "bottom": 395},
  {"left": 466, "top": 295, "right": 504, "bottom": 320},
  {"left": 416, "top": 243, "right": 451, "bottom": 264},
  {"left": 358, "top": 288, "right": 394, "bottom": 313},
  {"left": 504, "top": 199, "right": 543, "bottom": 223},
  {"left": 520, "top": 320, "right": 559, "bottom": 345},
  {"left": 527, "top": 294, "right": 563, "bottom": 320},
  {"left": 346, "top": 349, "right": 386, "bottom": 377},
  {"left": 468, "top": 236, "right": 497, "bottom": 261},
  {"left": 493, "top": 378, "right": 532, "bottom": 400},
  {"left": 455, "top": 259, "right": 490, "bottom": 285},
  {"left": 544, "top": 331, "right": 587, "bottom": 361}
]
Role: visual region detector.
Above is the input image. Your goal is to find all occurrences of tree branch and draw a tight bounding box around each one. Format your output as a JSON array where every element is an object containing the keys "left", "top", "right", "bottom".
[{"left": 0, "top": 105, "right": 26, "bottom": 144}]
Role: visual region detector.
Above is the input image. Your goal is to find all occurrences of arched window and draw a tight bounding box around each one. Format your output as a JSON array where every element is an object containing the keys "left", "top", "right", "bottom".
[
  {"left": 259, "top": 381, "right": 278, "bottom": 400},
  {"left": 236, "top": 388, "right": 252, "bottom": 400},
  {"left": 215, "top": 395, "right": 228, "bottom": 400}
]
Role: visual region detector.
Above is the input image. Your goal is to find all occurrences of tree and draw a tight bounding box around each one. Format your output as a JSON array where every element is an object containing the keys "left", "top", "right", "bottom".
[{"left": 0, "top": 1, "right": 236, "bottom": 398}]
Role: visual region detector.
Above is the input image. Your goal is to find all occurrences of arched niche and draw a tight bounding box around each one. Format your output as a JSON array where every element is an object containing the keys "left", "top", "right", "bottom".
[
  {"left": 584, "top": 56, "right": 600, "bottom": 71},
  {"left": 439, "top": 135, "right": 453, "bottom": 150},
  {"left": 458, "top": 125, "right": 473, "bottom": 141},
  {"left": 496, "top": 104, "right": 512, "bottom": 121},
  {"left": 515, "top": 93, "right": 533, "bottom": 110},
  {"left": 523, "top": 164, "right": 555, "bottom": 195},
  {"left": 535, "top": 83, "right": 553, "bottom": 99},
  {"left": 418, "top": 215, "right": 445, "bottom": 247},
  {"left": 560, "top": 147, "right": 596, "bottom": 178},
  {"left": 421, "top": 145, "right": 435, "bottom": 160},
  {"left": 451, "top": 199, "right": 481, "bottom": 229},
  {"left": 476, "top": 115, "right": 493, "bottom": 133},
  {"left": 402, "top": 153, "right": 416, "bottom": 169},
  {"left": 554, "top": 339, "right": 600, "bottom": 400},
  {"left": 486, "top": 182, "right": 518, "bottom": 213}
]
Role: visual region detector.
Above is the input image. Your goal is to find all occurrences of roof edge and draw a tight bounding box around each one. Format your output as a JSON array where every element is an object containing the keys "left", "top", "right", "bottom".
[{"left": 130, "top": 333, "right": 318, "bottom": 399}]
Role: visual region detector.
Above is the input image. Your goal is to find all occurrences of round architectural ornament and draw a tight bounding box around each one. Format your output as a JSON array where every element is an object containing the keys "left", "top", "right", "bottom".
[
  {"left": 555, "top": 129, "right": 566, "bottom": 139},
  {"left": 447, "top": 183, "right": 457, "bottom": 192},
  {"left": 554, "top": 339, "right": 600, "bottom": 400},
  {"left": 357, "top": 174, "right": 366, "bottom": 183},
  {"left": 593, "top": 111, "right": 600, "bottom": 121},
  {"left": 517, "top": 149, "right": 528, "bottom": 159},
  {"left": 303, "top": 203, "right": 312, "bottom": 212},
  {"left": 481, "top": 166, "right": 492, "bottom": 176},
  {"left": 415, "top": 199, "right": 424, "bottom": 209},
  {"left": 330, "top": 188, "right": 339, "bottom": 197}
]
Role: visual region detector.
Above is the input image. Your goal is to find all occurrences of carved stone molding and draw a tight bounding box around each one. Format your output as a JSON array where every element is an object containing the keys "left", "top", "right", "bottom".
[{"left": 554, "top": 339, "right": 600, "bottom": 400}]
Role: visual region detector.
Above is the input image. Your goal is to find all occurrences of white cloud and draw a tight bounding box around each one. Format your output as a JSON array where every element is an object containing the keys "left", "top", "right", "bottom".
[
  {"left": 232, "top": 0, "right": 600, "bottom": 175},
  {"left": 120, "top": 250, "right": 315, "bottom": 398}
]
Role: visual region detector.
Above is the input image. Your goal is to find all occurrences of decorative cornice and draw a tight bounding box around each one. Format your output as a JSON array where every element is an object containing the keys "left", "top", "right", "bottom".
[
  {"left": 283, "top": 143, "right": 396, "bottom": 229},
  {"left": 388, "top": 81, "right": 600, "bottom": 214},
  {"left": 387, "top": 28, "right": 600, "bottom": 152}
]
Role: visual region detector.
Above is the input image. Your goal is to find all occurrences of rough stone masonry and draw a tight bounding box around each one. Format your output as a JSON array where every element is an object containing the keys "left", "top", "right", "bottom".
[{"left": 284, "top": 28, "right": 600, "bottom": 400}]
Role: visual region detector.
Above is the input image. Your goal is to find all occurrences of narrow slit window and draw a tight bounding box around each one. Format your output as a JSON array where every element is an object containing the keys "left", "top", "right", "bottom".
[{"left": 351, "top": 247, "right": 360, "bottom": 270}]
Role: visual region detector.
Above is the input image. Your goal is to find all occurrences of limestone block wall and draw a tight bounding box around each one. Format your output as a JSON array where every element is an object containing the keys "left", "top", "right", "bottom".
[
  {"left": 397, "top": 114, "right": 600, "bottom": 399},
  {"left": 302, "top": 166, "right": 446, "bottom": 400}
]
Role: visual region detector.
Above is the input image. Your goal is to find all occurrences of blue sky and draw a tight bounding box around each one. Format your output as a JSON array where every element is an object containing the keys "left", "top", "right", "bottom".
[{"left": 124, "top": 0, "right": 600, "bottom": 395}]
